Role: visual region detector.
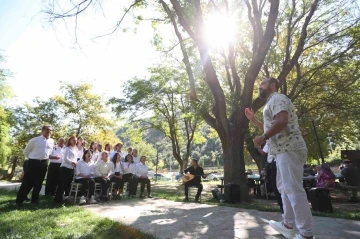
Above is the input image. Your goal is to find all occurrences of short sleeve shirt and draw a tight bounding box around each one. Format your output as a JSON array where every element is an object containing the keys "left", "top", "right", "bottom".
[{"left": 263, "top": 92, "right": 307, "bottom": 155}]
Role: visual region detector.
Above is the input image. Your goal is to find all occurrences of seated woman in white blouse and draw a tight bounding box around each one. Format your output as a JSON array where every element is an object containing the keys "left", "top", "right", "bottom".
[
  {"left": 94, "top": 151, "right": 112, "bottom": 202},
  {"left": 54, "top": 136, "right": 78, "bottom": 203},
  {"left": 110, "top": 152, "right": 123, "bottom": 197},
  {"left": 119, "top": 154, "right": 137, "bottom": 197},
  {"left": 76, "top": 150, "right": 97, "bottom": 204}
]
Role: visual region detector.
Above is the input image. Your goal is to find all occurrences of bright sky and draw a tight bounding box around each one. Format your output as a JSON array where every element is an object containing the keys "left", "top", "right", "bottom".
[{"left": 0, "top": 0, "right": 159, "bottom": 106}]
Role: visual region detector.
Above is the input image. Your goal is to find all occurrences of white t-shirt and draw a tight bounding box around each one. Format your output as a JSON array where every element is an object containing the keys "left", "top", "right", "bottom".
[
  {"left": 60, "top": 146, "right": 78, "bottom": 169},
  {"left": 24, "top": 135, "right": 54, "bottom": 160},
  {"left": 263, "top": 92, "right": 307, "bottom": 155},
  {"left": 76, "top": 160, "right": 95, "bottom": 179},
  {"left": 110, "top": 161, "right": 123, "bottom": 174},
  {"left": 90, "top": 150, "right": 100, "bottom": 163},
  {"left": 49, "top": 145, "right": 65, "bottom": 164},
  {"left": 133, "top": 156, "right": 141, "bottom": 164},
  {"left": 76, "top": 146, "right": 84, "bottom": 160},
  {"left": 135, "top": 163, "right": 148, "bottom": 178},
  {"left": 123, "top": 162, "right": 136, "bottom": 175}
]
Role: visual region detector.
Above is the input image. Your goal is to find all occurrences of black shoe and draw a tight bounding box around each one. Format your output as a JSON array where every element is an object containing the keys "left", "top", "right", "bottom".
[
  {"left": 16, "top": 203, "right": 23, "bottom": 208},
  {"left": 183, "top": 197, "right": 189, "bottom": 202},
  {"left": 102, "top": 196, "right": 109, "bottom": 202},
  {"left": 24, "top": 197, "right": 30, "bottom": 202},
  {"left": 195, "top": 198, "right": 200, "bottom": 203}
]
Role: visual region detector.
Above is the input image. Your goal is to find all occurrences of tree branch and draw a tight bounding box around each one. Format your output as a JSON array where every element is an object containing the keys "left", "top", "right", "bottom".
[
  {"left": 277, "top": 0, "right": 320, "bottom": 95},
  {"left": 161, "top": 0, "right": 198, "bottom": 101},
  {"left": 92, "top": 0, "right": 144, "bottom": 40}
]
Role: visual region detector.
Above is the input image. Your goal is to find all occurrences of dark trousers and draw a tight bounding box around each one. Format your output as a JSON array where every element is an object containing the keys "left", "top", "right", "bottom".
[
  {"left": 119, "top": 173, "right": 136, "bottom": 196},
  {"left": 45, "top": 163, "right": 61, "bottom": 196},
  {"left": 269, "top": 160, "right": 283, "bottom": 212},
  {"left": 16, "top": 159, "right": 48, "bottom": 204},
  {"left": 75, "top": 178, "right": 95, "bottom": 198},
  {"left": 95, "top": 177, "right": 111, "bottom": 196},
  {"left": 111, "top": 172, "right": 123, "bottom": 190},
  {"left": 54, "top": 167, "right": 74, "bottom": 203},
  {"left": 185, "top": 181, "right": 203, "bottom": 199},
  {"left": 137, "top": 177, "right": 151, "bottom": 194}
]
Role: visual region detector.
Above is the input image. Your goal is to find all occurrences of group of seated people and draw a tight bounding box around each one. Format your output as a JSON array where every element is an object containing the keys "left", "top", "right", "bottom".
[
  {"left": 316, "top": 160, "right": 360, "bottom": 201},
  {"left": 257, "top": 159, "right": 360, "bottom": 203},
  {"left": 42, "top": 136, "right": 152, "bottom": 204}
]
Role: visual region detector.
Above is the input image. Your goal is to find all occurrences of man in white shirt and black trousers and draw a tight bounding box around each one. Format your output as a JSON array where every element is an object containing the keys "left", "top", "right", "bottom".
[
  {"left": 16, "top": 125, "right": 57, "bottom": 206},
  {"left": 45, "top": 138, "right": 65, "bottom": 197},
  {"left": 135, "top": 156, "right": 152, "bottom": 198}
]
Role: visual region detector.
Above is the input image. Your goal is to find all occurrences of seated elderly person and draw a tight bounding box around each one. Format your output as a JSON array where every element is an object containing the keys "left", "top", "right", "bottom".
[
  {"left": 340, "top": 160, "right": 360, "bottom": 202},
  {"left": 94, "top": 151, "right": 112, "bottom": 202}
]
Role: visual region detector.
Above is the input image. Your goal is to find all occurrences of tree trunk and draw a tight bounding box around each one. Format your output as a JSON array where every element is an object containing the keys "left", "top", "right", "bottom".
[
  {"left": 5, "top": 156, "right": 18, "bottom": 181},
  {"left": 181, "top": 156, "right": 189, "bottom": 173},
  {"left": 220, "top": 122, "right": 250, "bottom": 202}
]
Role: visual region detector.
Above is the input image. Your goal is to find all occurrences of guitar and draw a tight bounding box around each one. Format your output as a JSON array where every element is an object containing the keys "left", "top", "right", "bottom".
[{"left": 182, "top": 171, "right": 217, "bottom": 183}]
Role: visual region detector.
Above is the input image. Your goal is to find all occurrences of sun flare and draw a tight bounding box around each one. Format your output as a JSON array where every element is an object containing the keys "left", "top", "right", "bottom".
[{"left": 204, "top": 13, "right": 235, "bottom": 48}]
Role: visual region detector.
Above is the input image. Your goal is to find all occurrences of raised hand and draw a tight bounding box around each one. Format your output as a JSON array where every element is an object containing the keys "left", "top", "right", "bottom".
[{"left": 245, "top": 108, "right": 255, "bottom": 121}]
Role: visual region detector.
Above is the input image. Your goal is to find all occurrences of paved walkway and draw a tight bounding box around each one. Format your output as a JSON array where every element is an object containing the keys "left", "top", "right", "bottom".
[
  {"left": 85, "top": 198, "right": 360, "bottom": 239},
  {"left": 0, "top": 182, "right": 21, "bottom": 191}
]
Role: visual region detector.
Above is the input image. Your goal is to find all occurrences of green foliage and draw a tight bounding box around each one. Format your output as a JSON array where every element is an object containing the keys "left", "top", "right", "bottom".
[
  {"left": 56, "top": 82, "right": 117, "bottom": 139},
  {"left": 0, "top": 54, "right": 13, "bottom": 167},
  {"left": 0, "top": 108, "right": 11, "bottom": 167},
  {"left": 110, "top": 66, "right": 203, "bottom": 170},
  {"left": 117, "top": 122, "right": 157, "bottom": 169}
]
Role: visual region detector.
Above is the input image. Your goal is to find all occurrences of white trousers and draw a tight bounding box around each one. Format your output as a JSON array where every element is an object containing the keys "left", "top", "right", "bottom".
[{"left": 276, "top": 150, "right": 314, "bottom": 237}]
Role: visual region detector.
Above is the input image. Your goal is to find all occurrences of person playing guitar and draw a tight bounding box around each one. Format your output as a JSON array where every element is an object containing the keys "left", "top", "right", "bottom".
[{"left": 183, "top": 159, "right": 205, "bottom": 202}]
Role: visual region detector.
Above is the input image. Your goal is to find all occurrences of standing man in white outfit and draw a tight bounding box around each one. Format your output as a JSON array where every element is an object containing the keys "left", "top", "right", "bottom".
[
  {"left": 16, "top": 125, "right": 55, "bottom": 206},
  {"left": 246, "top": 77, "right": 315, "bottom": 239}
]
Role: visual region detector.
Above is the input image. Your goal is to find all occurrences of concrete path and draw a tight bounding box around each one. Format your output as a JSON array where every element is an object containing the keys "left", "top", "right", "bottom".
[
  {"left": 0, "top": 182, "right": 21, "bottom": 191},
  {"left": 85, "top": 198, "right": 360, "bottom": 239}
]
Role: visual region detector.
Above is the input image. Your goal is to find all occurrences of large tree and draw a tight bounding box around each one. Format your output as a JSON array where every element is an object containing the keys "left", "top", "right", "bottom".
[
  {"left": 44, "top": 0, "right": 360, "bottom": 201},
  {"left": 110, "top": 66, "right": 204, "bottom": 171},
  {"left": 54, "top": 82, "right": 118, "bottom": 142}
]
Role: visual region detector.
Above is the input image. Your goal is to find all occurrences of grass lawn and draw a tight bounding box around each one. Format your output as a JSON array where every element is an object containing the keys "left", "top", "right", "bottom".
[
  {"left": 0, "top": 189, "right": 155, "bottom": 239},
  {"left": 152, "top": 181, "right": 360, "bottom": 221}
]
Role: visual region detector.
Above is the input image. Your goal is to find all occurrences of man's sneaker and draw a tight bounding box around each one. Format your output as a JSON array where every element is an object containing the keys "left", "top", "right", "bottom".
[
  {"left": 293, "top": 234, "right": 316, "bottom": 239},
  {"left": 147, "top": 194, "right": 153, "bottom": 198},
  {"left": 183, "top": 197, "right": 189, "bottom": 202},
  {"left": 79, "top": 196, "right": 86, "bottom": 205},
  {"left": 269, "top": 220, "right": 296, "bottom": 239},
  {"left": 90, "top": 196, "right": 97, "bottom": 204}
]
